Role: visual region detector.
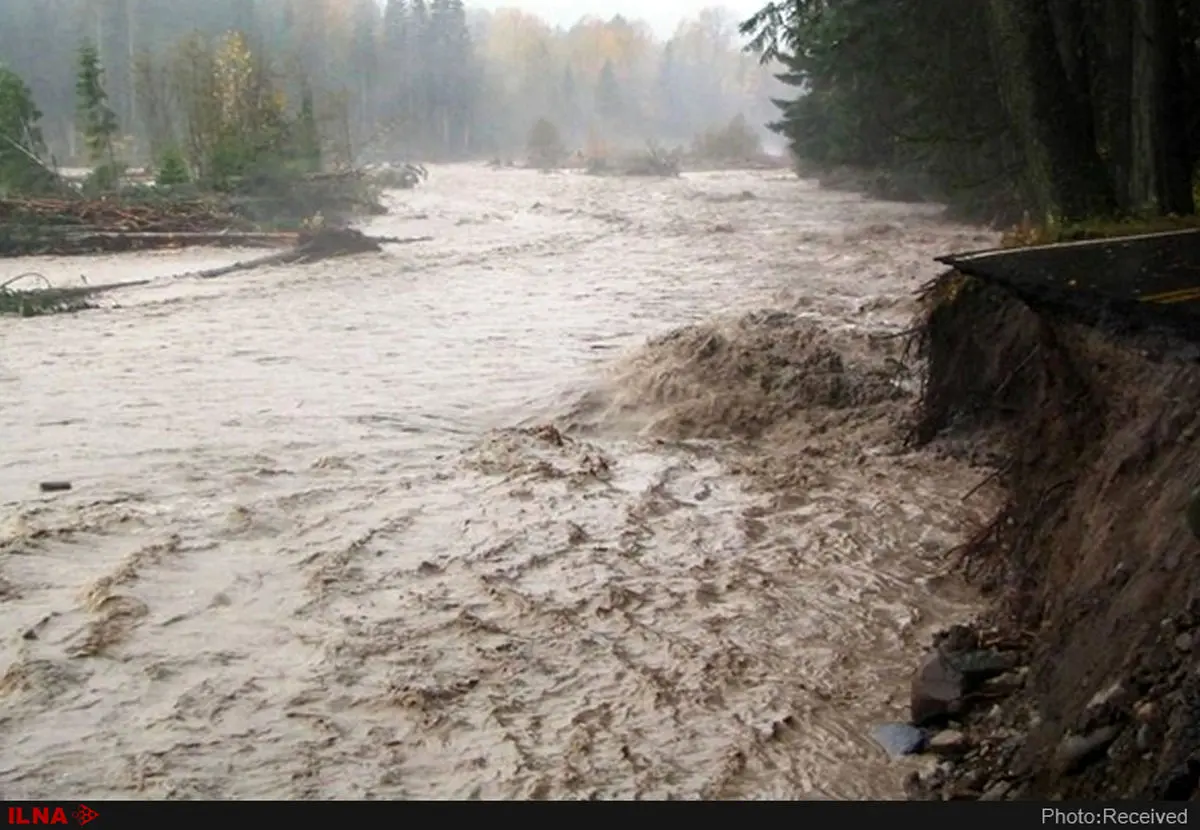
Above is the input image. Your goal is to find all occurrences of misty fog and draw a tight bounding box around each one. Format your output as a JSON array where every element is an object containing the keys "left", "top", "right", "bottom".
[{"left": 0, "top": 0, "right": 788, "bottom": 166}]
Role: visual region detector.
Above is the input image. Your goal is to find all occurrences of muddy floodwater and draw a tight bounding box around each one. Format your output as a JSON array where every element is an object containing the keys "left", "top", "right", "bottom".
[{"left": 0, "top": 165, "right": 1000, "bottom": 799}]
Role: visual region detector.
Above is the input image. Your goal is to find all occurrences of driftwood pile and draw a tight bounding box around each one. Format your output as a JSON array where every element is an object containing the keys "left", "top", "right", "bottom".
[
  {"left": 0, "top": 196, "right": 249, "bottom": 232},
  {"left": 0, "top": 196, "right": 269, "bottom": 257},
  {"left": 0, "top": 164, "right": 402, "bottom": 257}
]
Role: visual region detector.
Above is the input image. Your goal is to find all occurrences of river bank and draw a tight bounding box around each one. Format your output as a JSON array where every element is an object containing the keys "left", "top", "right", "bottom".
[{"left": 899, "top": 271, "right": 1200, "bottom": 800}]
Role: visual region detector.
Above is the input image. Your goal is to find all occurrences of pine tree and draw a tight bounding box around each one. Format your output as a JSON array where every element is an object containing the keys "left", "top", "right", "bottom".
[
  {"left": 596, "top": 60, "right": 622, "bottom": 126},
  {"left": 75, "top": 39, "right": 120, "bottom": 184},
  {"left": 527, "top": 117, "right": 564, "bottom": 168},
  {"left": 382, "top": 0, "right": 413, "bottom": 139},
  {"left": 154, "top": 145, "right": 190, "bottom": 186},
  {"left": 0, "top": 65, "right": 56, "bottom": 196},
  {"left": 350, "top": 0, "right": 380, "bottom": 138},
  {"left": 293, "top": 82, "right": 322, "bottom": 173},
  {"left": 428, "top": 0, "right": 477, "bottom": 156}
]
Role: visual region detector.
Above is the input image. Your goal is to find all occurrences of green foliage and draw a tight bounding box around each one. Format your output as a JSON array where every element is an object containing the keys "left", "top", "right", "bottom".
[
  {"left": 692, "top": 114, "right": 762, "bottom": 161},
  {"left": 526, "top": 117, "right": 565, "bottom": 168},
  {"left": 157, "top": 31, "right": 327, "bottom": 193},
  {"left": 0, "top": 65, "right": 58, "bottom": 196},
  {"left": 292, "top": 86, "right": 322, "bottom": 175},
  {"left": 75, "top": 40, "right": 120, "bottom": 173},
  {"left": 1000, "top": 214, "right": 1200, "bottom": 249},
  {"left": 742, "top": 0, "right": 1013, "bottom": 217},
  {"left": 81, "top": 162, "right": 125, "bottom": 195},
  {"left": 155, "top": 146, "right": 190, "bottom": 186},
  {"left": 745, "top": 0, "right": 1200, "bottom": 222}
]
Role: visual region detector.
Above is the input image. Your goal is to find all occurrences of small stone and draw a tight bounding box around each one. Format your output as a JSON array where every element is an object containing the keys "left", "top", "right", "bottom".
[
  {"left": 946, "top": 649, "right": 1019, "bottom": 684},
  {"left": 1176, "top": 632, "right": 1193, "bottom": 652},
  {"left": 980, "top": 781, "right": 1011, "bottom": 800},
  {"left": 1134, "top": 700, "right": 1158, "bottom": 722},
  {"left": 1136, "top": 724, "right": 1154, "bottom": 751},
  {"left": 957, "top": 769, "right": 987, "bottom": 793},
  {"left": 927, "top": 729, "right": 969, "bottom": 756},
  {"left": 903, "top": 771, "right": 925, "bottom": 799},
  {"left": 1186, "top": 486, "right": 1200, "bottom": 541},
  {"left": 1087, "top": 680, "right": 1128, "bottom": 711},
  {"left": 939, "top": 625, "right": 980, "bottom": 652},
  {"left": 870, "top": 722, "right": 926, "bottom": 758},
  {"left": 1055, "top": 725, "right": 1121, "bottom": 773},
  {"left": 911, "top": 651, "right": 966, "bottom": 726}
]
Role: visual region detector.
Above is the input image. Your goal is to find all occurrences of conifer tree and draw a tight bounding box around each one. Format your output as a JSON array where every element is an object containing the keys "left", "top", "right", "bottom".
[{"left": 75, "top": 40, "right": 120, "bottom": 185}]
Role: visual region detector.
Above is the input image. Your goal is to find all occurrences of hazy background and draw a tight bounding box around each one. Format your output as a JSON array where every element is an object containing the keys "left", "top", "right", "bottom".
[
  {"left": 470, "top": 0, "right": 769, "bottom": 39},
  {"left": 0, "top": 0, "right": 787, "bottom": 166}
]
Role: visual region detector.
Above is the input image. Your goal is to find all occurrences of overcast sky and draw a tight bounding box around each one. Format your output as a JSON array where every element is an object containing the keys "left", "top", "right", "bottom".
[{"left": 468, "top": 1, "right": 766, "bottom": 39}]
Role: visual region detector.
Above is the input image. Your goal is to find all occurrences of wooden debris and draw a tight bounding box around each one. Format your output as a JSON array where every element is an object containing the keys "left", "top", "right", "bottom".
[{"left": 0, "top": 228, "right": 433, "bottom": 316}]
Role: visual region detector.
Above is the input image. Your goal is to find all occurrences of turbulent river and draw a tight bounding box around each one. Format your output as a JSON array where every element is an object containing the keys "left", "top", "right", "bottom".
[{"left": 0, "top": 165, "right": 1001, "bottom": 799}]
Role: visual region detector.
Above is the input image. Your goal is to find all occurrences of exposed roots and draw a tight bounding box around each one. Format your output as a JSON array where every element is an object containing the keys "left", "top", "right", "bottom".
[{"left": 907, "top": 269, "right": 1200, "bottom": 799}]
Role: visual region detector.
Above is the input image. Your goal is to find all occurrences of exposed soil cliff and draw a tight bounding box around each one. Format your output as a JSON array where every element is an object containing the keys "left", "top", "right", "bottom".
[{"left": 903, "top": 272, "right": 1200, "bottom": 800}]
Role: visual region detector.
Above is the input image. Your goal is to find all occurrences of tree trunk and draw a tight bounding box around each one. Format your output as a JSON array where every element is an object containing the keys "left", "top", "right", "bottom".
[
  {"left": 1179, "top": 0, "right": 1200, "bottom": 169},
  {"left": 1082, "top": 0, "right": 1133, "bottom": 209},
  {"left": 1047, "top": 0, "right": 1088, "bottom": 98},
  {"left": 126, "top": 0, "right": 138, "bottom": 162},
  {"left": 1129, "top": 0, "right": 1195, "bottom": 215},
  {"left": 985, "top": 0, "right": 1114, "bottom": 220}
]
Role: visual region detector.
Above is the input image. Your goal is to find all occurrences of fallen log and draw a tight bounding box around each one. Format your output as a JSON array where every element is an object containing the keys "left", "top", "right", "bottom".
[
  {"left": 0, "top": 228, "right": 433, "bottom": 316},
  {"left": 0, "top": 279, "right": 150, "bottom": 316},
  {"left": 190, "top": 228, "right": 377, "bottom": 279},
  {"left": 51, "top": 230, "right": 300, "bottom": 254},
  {"left": 0, "top": 196, "right": 246, "bottom": 231},
  {"left": 74, "top": 230, "right": 298, "bottom": 244}
]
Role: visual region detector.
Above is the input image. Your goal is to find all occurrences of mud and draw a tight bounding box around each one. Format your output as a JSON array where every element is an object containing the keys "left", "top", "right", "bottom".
[
  {"left": 1, "top": 164, "right": 995, "bottom": 799},
  {"left": 906, "top": 274, "right": 1200, "bottom": 800}
]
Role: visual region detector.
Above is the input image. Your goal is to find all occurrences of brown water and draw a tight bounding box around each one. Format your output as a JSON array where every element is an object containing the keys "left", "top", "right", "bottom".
[{"left": 0, "top": 165, "right": 1000, "bottom": 800}]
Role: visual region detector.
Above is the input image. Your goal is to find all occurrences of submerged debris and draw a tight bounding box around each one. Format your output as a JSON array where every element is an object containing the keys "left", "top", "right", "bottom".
[{"left": 0, "top": 228, "right": 430, "bottom": 317}]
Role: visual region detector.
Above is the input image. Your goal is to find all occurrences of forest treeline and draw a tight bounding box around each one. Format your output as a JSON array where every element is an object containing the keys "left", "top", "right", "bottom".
[
  {"left": 745, "top": 0, "right": 1200, "bottom": 223},
  {"left": 0, "top": 0, "right": 782, "bottom": 172}
]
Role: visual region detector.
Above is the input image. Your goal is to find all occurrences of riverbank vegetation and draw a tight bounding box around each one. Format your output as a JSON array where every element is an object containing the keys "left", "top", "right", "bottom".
[
  {"left": 1, "top": 2, "right": 783, "bottom": 168},
  {"left": 1, "top": 26, "right": 388, "bottom": 254},
  {"left": 743, "top": 0, "right": 1200, "bottom": 228}
]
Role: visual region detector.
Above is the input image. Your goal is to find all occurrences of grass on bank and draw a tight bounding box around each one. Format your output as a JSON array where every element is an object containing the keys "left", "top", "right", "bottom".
[
  {"left": 1001, "top": 178, "right": 1200, "bottom": 247},
  {"left": 1000, "top": 213, "right": 1200, "bottom": 248}
]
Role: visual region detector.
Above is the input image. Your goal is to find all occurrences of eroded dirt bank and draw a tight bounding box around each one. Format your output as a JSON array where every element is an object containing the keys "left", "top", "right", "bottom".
[
  {"left": 905, "top": 273, "right": 1200, "bottom": 800},
  {"left": 0, "top": 165, "right": 996, "bottom": 799}
]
